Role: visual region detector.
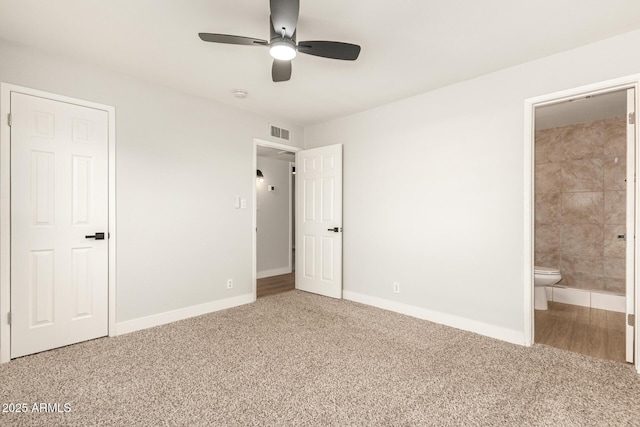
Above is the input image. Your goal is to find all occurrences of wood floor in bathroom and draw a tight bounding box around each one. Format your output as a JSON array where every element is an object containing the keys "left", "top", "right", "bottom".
[
  {"left": 535, "top": 301, "right": 626, "bottom": 363},
  {"left": 257, "top": 272, "right": 295, "bottom": 298}
]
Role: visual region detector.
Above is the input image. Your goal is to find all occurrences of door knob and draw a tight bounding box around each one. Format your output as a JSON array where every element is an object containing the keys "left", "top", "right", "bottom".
[
  {"left": 85, "top": 232, "right": 105, "bottom": 240},
  {"left": 327, "top": 227, "right": 342, "bottom": 232}
]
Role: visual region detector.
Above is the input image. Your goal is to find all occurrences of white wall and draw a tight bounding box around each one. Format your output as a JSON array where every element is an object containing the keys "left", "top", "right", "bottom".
[
  {"left": 256, "top": 156, "right": 291, "bottom": 277},
  {"left": 0, "top": 39, "right": 303, "bottom": 324},
  {"left": 304, "top": 29, "right": 640, "bottom": 342}
]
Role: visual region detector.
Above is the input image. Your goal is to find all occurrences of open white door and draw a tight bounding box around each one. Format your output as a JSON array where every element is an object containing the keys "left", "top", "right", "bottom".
[
  {"left": 10, "top": 92, "right": 109, "bottom": 358},
  {"left": 295, "top": 144, "right": 342, "bottom": 298},
  {"left": 626, "top": 88, "right": 636, "bottom": 364}
]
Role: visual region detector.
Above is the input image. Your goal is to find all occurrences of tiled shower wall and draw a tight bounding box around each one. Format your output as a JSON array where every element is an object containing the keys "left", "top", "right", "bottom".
[{"left": 535, "top": 117, "right": 626, "bottom": 295}]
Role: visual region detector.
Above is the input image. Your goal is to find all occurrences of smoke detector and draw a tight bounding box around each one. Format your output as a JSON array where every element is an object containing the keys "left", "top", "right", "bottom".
[{"left": 233, "top": 89, "right": 248, "bottom": 99}]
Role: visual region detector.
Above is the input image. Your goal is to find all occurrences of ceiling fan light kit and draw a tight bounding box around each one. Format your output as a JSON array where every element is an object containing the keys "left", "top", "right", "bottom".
[
  {"left": 199, "top": 0, "right": 361, "bottom": 82},
  {"left": 269, "top": 39, "right": 297, "bottom": 61}
]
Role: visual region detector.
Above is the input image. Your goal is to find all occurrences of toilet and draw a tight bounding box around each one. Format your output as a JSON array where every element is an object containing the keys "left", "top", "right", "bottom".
[{"left": 534, "top": 266, "right": 562, "bottom": 310}]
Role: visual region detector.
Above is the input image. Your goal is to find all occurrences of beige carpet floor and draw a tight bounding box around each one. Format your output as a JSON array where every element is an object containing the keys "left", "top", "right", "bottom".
[{"left": 1, "top": 290, "right": 639, "bottom": 426}]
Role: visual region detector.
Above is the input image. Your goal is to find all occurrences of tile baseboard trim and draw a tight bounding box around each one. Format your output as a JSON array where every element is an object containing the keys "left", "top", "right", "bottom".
[
  {"left": 546, "top": 286, "right": 626, "bottom": 313},
  {"left": 257, "top": 267, "right": 292, "bottom": 279},
  {"left": 343, "top": 291, "right": 525, "bottom": 346},
  {"left": 116, "top": 293, "right": 254, "bottom": 336}
]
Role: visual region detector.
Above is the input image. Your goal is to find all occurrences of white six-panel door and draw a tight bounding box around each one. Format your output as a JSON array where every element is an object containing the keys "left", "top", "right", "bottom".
[
  {"left": 295, "top": 144, "right": 343, "bottom": 299},
  {"left": 10, "top": 92, "right": 109, "bottom": 358}
]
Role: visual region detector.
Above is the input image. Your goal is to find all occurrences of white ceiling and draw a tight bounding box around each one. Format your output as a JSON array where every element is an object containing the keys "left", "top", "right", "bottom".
[
  {"left": 1, "top": 1, "right": 640, "bottom": 127},
  {"left": 535, "top": 90, "right": 627, "bottom": 130},
  {"left": 257, "top": 145, "right": 295, "bottom": 162}
]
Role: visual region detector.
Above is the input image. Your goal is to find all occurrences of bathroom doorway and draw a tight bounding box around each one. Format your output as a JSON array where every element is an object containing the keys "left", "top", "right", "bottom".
[
  {"left": 526, "top": 78, "right": 639, "bottom": 368},
  {"left": 253, "top": 140, "right": 299, "bottom": 299}
]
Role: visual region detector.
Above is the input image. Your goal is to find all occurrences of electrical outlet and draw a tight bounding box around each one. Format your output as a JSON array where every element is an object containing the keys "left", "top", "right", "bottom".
[
  {"left": 393, "top": 282, "right": 400, "bottom": 294},
  {"left": 226, "top": 279, "right": 233, "bottom": 290}
]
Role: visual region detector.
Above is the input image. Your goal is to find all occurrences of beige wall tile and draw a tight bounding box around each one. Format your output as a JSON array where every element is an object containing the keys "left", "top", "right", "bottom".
[
  {"left": 603, "top": 224, "right": 626, "bottom": 258},
  {"left": 535, "top": 118, "right": 626, "bottom": 295},
  {"left": 558, "top": 256, "right": 604, "bottom": 289},
  {"left": 535, "top": 193, "right": 561, "bottom": 225},
  {"left": 561, "top": 224, "right": 603, "bottom": 257},
  {"left": 560, "top": 254, "right": 603, "bottom": 276},
  {"left": 562, "top": 158, "right": 603, "bottom": 192},
  {"left": 604, "top": 156, "right": 626, "bottom": 191},
  {"left": 604, "top": 257, "right": 625, "bottom": 279},
  {"left": 535, "top": 253, "right": 560, "bottom": 269},
  {"left": 562, "top": 122, "right": 605, "bottom": 161},
  {"left": 603, "top": 117, "right": 626, "bottom": 157},
  {"left": 562, "top": 272, "right": 606, "bottom": 291},
  {"left": 577, "top": 273, "right": 606, "bottom": 291},
  {"left": 561, "top": 192, "right": 603, "bottom": 224},
  {"left": 535, "top": 163, "right": 562, "bottom": 193},
  {"left": 559, "top": 272, "right": 574, "bottom": 287},
  {"left": 604, "top": 191, "right": 626, "bottom": 224},
  {"left": 535, "top": 224, "right": 561, "bottom": 254},
  {"left": 603, "top": 277, "right": 625, "bottom": 294},
  {"left": 535, "top": 128, "right": 564, "bottom": 164}
]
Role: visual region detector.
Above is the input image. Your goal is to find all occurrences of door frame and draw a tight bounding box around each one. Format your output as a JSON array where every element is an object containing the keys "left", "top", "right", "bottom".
[
  {"left": 0, "top": 83, "right": 117, "bottom": 363},
  {"left": 523, "top": 74, "right": 640, "bottom": 372},
  {"left": 252, "top": 138, "right": 300, "bottom": 300}
]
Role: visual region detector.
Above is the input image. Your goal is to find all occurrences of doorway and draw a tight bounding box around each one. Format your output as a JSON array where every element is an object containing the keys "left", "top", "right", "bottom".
[
  {"left": 252, "top": 140, "right": 344, "bottom": 301},
  {"left": 0, "top": 83, "right": 116, "bottom": 363},
  {"left": 253, "top": 139, "right": 299, "bottom": 299},
  {"left": 525, "top": 78, "right": 639, "bottom": 370}
]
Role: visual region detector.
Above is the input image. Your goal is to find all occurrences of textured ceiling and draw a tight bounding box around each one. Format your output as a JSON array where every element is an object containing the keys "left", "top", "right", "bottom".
[{"left": 1, "top": 1, "right": 640, "bottom": 126}]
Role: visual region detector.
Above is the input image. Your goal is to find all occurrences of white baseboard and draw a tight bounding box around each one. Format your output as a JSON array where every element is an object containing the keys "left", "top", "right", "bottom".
[
  {"left": 547, "top": 286, "right": 626, "bottom": 313},
  {"left": 591, "top": 292, "right": 626, "bottom": 312},
  {"left": 116, "top": 293, "right": 254, "bottom": 336},
  {"left": 343, "top": 291, "right": 525, "bottom": 346},
  {"left": 552, "top": 287, "right": 591, "bottom": 307},
  {"left": 257, "top": 267, "right": 291, "bottom": 279}
]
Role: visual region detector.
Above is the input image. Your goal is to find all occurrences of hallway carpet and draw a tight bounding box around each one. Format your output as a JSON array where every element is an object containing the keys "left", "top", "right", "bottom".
[{"left": 1, "top": 291, "right": 639, "bottom": 426}]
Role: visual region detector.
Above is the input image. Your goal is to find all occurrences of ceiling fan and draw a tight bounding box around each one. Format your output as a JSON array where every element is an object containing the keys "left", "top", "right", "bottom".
[{"left": 199, "top": 0, "right": 361, "bottom": 82}]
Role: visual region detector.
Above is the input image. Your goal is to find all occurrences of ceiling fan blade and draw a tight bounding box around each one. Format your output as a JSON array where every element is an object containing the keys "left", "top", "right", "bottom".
[
  {"left": 270, "top": 0, "right": 299, "bottom": 38},
  {"left": 272, "top": 59, "right": 292, "bottom": 82},
  {"left": 199, "top": 33, "right": 268, "bottom": 46},
  {"left": 297, "top": 41, "right": 361, "bottom": 60}
]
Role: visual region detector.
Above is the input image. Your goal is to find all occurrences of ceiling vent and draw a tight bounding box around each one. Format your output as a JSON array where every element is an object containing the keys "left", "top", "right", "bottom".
[{"left": 270, "top": 124, "right": 290, "bottom": 141}]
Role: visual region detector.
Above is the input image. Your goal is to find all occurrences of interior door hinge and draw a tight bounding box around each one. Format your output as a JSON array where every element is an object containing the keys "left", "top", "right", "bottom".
[
  {"left": 7, "top": 113, "right": 11, "bottom": 127},
  {"left": 629, "top": 313, "right": 635, "bottom": 327},
  {"left": 629, "top": 112, "right": 635, "bottom": 125},
  {"left": 7, "top": 312, "right": 10, "bottom": 325}
]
